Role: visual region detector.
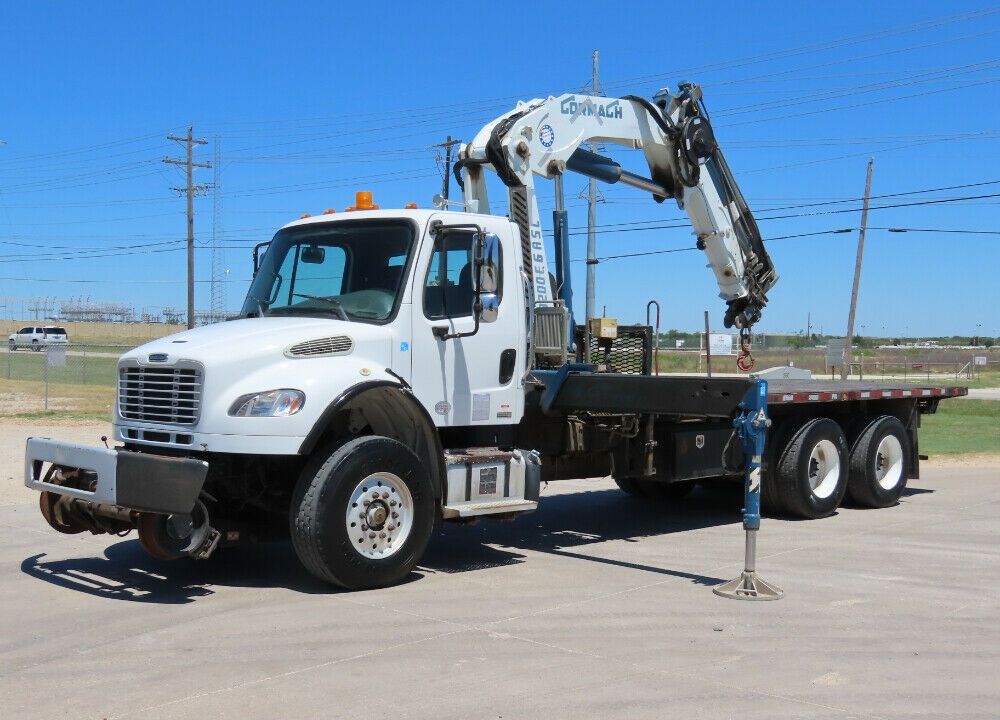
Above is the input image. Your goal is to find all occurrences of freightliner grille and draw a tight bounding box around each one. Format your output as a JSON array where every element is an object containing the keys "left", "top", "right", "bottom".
[{"left": 118, "top": 363, "right": 203, "bottom": 425}]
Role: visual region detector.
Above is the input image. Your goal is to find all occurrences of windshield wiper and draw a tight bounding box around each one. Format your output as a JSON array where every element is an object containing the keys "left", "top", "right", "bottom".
[{"left": 292, "top": 293, "right": 350, "bottom": 322}]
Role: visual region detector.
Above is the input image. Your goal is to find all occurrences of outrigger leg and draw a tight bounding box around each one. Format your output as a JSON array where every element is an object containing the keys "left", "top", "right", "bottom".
[{"left": 714, "top": 379, "right": 783, "bottom": 600}]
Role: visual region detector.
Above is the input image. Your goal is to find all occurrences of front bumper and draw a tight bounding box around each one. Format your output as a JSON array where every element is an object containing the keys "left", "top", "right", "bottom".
[{"left": 25, "top": 438, "right": 208, "bottom": 515}]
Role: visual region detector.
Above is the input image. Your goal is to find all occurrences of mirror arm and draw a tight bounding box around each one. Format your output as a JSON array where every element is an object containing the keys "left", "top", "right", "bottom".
[{"left": 434, "top": 312, "right": 481, "bottom": 341}]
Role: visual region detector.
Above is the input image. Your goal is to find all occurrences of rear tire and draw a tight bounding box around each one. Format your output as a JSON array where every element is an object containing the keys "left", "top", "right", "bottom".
[
  {"left": 290, "top": 436, "right": 434, "bottom": 590},
  {"left": 761, "top": 419, "right": 799, "bottom": 516},
  {"left": 773, "top": 418, "right": 848, "bottom": 519},
  {"left": 613, "top": 476, "right": 696, "bottom": 500},
  {"left": 613, "top": 476, "right": 644, "bottom": 496},
  {"left": 637, "top": 479, "right": 697, "bottom": 501},
  {"left": 848, "top": 416, "right": 910, "bottom": 508}
]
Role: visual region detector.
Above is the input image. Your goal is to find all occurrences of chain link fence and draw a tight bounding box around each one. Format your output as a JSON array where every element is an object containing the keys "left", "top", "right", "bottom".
[{"left": 3, "top": 344, "right": 124, "bottom": 411}]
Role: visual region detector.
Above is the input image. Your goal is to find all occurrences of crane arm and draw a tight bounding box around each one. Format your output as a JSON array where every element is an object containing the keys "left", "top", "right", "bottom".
[{"left": 458, "top": 83, "right": 778, "bottom": 330}]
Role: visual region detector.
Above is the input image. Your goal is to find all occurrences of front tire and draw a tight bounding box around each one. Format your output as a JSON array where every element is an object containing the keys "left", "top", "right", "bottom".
[
  {"left": 773, "top": 418, "right": 849, "bottom": 519},
  {"left": 848, "top": 416, "right": 910, "bottom": 508},
  {"left": 290, "top": 436, "right": 434, "bottom": 590}
]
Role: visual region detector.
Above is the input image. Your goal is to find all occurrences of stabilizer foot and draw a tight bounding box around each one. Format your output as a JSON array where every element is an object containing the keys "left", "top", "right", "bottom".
[{"left": 714, "top": 571, "right": 783, "bottom": 601}]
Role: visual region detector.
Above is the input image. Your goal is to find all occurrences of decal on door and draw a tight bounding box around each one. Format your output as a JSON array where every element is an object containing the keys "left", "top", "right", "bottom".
[{"left": 472, "top": 393, "right": 490, "bottom": 422}]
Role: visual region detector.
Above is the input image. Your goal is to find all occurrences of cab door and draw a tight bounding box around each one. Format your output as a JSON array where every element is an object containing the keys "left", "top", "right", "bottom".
[{"left": 409, "top": 217, "right": 524, "bottom": 428}]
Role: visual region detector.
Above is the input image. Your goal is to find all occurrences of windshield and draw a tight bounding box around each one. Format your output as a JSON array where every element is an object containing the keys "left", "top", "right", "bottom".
[{"left": 241, "top": 218, "right": 416, "bottom": 322}]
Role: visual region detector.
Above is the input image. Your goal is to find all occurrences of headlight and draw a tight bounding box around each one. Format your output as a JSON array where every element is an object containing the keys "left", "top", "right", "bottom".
[{"left": 229, "top": 389, "right": 305, "bottom": 417}]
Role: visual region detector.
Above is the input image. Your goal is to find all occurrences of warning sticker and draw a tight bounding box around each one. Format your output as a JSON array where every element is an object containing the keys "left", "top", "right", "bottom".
[
  {"left": 478, "top": 467, "right": 498, "bottom": 495},
  {"left": 472, "top": 393, "right": 490, "bottom": 422}
]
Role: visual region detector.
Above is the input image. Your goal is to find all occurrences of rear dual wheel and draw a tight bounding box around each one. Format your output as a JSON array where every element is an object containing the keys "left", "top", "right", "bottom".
[
  {"left": 772, "top": 418, "right": 849, "bottom": 519},
  {"left": 847, "top": 416, "right": 910, "bottom": 508}
]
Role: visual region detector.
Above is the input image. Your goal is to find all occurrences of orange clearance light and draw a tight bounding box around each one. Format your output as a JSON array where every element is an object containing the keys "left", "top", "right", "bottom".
[
  {"left": 405, "top": 202, "right": 418, "bottom": 209},
  {"left": 323, "top": 208, "right": 336, "bottom": 214},
  {"left": 300, "top": 213, "right": 312, "bottom": 219}
]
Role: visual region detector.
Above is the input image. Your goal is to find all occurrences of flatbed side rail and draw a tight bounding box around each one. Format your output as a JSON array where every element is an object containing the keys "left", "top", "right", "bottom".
[{"left": 766, "top": 383, "right": 967, "bottom": 406}]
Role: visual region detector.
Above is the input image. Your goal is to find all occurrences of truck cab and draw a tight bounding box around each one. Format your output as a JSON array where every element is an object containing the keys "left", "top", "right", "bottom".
[{"left": 249, "top": 207, "right": 525, "bottom": 426}]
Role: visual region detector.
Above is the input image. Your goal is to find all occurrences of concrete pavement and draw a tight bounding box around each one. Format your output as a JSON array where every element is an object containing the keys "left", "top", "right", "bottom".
[{"left": 1, "top": 464, "right": 998, "bottom": 719}]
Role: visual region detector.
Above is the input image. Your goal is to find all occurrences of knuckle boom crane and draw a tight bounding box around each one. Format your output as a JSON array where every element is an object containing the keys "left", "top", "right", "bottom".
[
  {"left": 21, "top": 82, "right": 969, "bottom": 593},
  {"left": 456, "top": 82, "right": 778, "bottom": 352}
]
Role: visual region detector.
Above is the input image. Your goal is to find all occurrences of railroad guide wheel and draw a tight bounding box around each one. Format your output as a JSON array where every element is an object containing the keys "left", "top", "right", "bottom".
[
  {"left": 848, "top": 415, "right": 910, "bottom": 508},
  {"left": 290, "top": 435, "right": 434, "bottom": 589}
]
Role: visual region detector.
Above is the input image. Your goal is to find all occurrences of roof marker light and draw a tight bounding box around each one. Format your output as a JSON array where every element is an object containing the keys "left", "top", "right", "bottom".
[{"left": 346, "top": 191, "right": 379, "bottom": 212}]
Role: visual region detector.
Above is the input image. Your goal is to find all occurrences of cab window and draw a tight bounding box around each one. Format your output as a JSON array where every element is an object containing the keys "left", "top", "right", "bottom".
[{"left": 423, "top": 231, "right": 501, "bottom": 319}]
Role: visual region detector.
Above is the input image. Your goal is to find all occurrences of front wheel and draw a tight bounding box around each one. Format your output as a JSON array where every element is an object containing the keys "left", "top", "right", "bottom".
[
  {"left": 290, "top": 436, "right": 434, "bottom": 590},
  {"left": 8, "top": 340, "right": 15, "bottom": 351},
  {"left": 773, "top": 418, "right": 849, "bottom": 519},
  {"left": 848, "top": 416, "right": 910, "bottom": 508}
]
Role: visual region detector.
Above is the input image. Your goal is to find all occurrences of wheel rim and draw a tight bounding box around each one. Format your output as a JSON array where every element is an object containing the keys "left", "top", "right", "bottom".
[
  {"left": 807, "top": 439, "right": 841, "bottom": 499},
  {"left": 345, "top": 472, "right": 413, "bottom": 560},
  {"left": 874, "top": 435, "right": 905, "bottom": 490}
]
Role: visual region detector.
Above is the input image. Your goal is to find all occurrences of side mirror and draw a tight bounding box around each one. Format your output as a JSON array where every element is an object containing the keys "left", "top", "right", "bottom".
[
  {"left": 479, "top": 292, "right": 499, "bottom": 323},
  {"left": 475, "top": 232, "right": 499, "bottom": 293}
]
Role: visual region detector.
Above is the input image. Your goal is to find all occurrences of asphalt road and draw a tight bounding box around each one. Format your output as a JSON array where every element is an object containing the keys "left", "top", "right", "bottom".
[{"left": 1, "top": 449, "right": 997, "bottom": 720}]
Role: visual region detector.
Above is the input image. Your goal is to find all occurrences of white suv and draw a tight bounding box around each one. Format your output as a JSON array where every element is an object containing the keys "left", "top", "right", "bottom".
[{"left": 8, "top": 326, "right": 69, "bottom": 351}]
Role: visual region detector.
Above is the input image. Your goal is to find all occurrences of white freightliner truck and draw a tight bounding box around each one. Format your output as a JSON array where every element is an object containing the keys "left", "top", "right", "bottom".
[{"left": 26, "top": 84, "right": 966, "bottom": 589}]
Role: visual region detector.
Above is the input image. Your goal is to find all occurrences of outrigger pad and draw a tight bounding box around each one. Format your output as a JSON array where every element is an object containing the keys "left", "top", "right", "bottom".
[{"left": 713, "top": 571, "right": 783, "bottom": 601}]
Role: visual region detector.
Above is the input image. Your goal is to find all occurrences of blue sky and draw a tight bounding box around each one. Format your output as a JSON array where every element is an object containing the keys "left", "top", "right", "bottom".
[{"left": 1, "top": 1, "right": 998, "bottom": 338}]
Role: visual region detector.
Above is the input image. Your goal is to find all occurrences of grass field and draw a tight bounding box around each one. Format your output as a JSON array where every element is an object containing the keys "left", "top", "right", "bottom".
[
  {"left": 0, "top": 378, "right": 114, "bottom": 420},
  {"left": 919, "top": 399, "right": 1000, "bottom": 455}
]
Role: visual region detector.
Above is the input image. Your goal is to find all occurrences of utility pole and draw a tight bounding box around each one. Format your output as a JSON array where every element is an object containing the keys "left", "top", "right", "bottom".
[
  {"left": 586, "top": 50, "right": 601, "bottom": 329},
  {"left": 164, "top": 126, "right": 211, "bottom": 329},
  {"left": 433, "top": 136, "right": 461, "bottom": 201},
  {"left": 582, "top": 50, "right": 604, "bottom": 363},
  {"left": 210, "top": 136, "right": 226, "bottom": 318},
  {"left": 841, "top": 157, "right": 874, "bottom": 380}
]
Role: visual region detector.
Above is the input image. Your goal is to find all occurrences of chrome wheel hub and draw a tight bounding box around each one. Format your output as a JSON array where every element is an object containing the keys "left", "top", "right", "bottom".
[{"left": 346, "top": 472, "right": 412, "bottom": 560}]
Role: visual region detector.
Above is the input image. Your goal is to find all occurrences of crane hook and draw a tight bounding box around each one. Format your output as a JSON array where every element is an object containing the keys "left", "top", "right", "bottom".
[{"left": 737, "top": 327, "right": 755, "bottom": 372}]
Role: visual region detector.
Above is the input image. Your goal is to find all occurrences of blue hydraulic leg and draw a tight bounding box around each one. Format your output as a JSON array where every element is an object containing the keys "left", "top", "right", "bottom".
[{"left": 714, "top": 378, "right": 783, "bottom": 600}]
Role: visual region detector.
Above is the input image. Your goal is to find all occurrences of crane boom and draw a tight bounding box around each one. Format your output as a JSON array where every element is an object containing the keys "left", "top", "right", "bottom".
[{"left": 458, "top": 83, "right": 778, "bottom": 331}]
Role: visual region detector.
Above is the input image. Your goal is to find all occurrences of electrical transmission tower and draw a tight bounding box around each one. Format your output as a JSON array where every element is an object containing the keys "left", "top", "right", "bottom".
[
  {"left": 210, "top": 136, "right": 226, "bottom": 317},
  {"left": 163, "top": 126, "right": 211, "bottom": 329}
]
